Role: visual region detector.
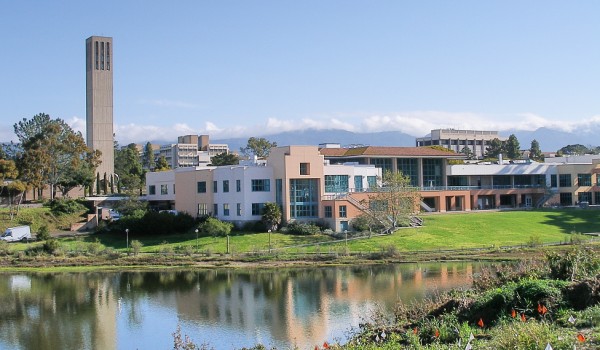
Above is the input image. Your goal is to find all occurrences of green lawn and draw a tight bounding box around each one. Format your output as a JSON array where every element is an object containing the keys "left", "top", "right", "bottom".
[{"left": 5, "top": 208, "right": 600, "bottom": 256}]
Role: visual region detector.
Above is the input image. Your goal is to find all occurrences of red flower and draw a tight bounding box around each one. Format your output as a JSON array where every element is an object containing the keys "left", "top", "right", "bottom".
[
  {"left": 511, "top": 309, "right": 516, "bottom": 318},
  {"left": 477, "top": 318, "right": 484, "bottom": 328},
  {"left": 577, "top": 333, "right": 586, "bottom": 343},
  {"left": 520, "top": 313, "right": 526, "bottom": 322}
]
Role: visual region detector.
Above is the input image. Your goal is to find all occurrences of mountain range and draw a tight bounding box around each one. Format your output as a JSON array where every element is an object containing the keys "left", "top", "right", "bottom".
[{"left": 213, "top": 126, "right": 600, "bottom": 153}]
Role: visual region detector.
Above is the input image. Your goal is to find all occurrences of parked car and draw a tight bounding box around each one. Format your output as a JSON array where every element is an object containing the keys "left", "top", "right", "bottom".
[{"left": 1, "top": 226, "right": 32, "bottom": 242}]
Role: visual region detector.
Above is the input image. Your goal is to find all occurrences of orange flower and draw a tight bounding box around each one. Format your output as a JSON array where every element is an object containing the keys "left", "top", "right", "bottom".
[
  {"left": 477, "top": 318, "right": 484, "bottom": 328},
  {"left": 413, "top": 327, "right": 418, "bottom": 335},
  {"left": 577, "top": 333, "right": 585, "bottom": 343},
  {"left": 434, "top": 329, "right": 440, "bottom": 338},
  {"left": 314, "top": 346, "right": 319, "bottom": 350},
  {"left": 520, "top": 313, "right": 526, "bottom": 322},
  {"left": 323, "top": 341, "right": 330, "bottom": 349},
  {"left": 511, "top": 309, "right": 516, "bottom": 318},
  {"left": 537, "top": 303, "right": 547, "bottom": 315}
]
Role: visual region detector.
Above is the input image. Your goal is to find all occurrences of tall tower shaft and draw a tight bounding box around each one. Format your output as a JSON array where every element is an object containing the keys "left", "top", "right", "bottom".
[{"left": 86, "top": 36, "right": 114, "bottom": 182}]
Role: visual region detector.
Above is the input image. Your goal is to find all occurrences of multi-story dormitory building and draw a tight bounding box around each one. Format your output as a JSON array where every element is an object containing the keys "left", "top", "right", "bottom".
[{"left": 146, "top": 145, "right": 600, "bottom": 232}]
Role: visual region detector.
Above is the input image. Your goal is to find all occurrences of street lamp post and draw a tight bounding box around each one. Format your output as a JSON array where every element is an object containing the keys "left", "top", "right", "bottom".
[
  {"left": 125, "top": 228, "right": 129, "bottom": 254},
  {"left": 195, "top": 228, "right": 199, "bottom": 252}
]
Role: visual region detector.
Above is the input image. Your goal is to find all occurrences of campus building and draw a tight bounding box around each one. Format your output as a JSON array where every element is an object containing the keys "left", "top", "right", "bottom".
[
  {"left": 86, "top": 35, "right": 114, "bottom": 181},
  {"left": 416, "top": 129, "right": 508, "bottom": 159},
  {"left": 158, "top": 134, "right": 230, "bottom": 168}
]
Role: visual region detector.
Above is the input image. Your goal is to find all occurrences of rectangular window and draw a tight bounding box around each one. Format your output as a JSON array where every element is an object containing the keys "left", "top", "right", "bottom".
[
  {"left": 160, "top": 184, "right": 168, "bottom": 195},
  {"left": 578, "top": 192, "right": 592, "bottom": 203},
  {"left": 578, "top": 174, "right": 592, "bottom": 186},
  {"left": 276, "top": 179, "right": 283, "bottom": 207},
  {"left": 213, "top": 204, "right": 218, "bottom": 216},
  {"left": 223, "top": 204, "right": 230, "bottom": 216},
  {"left": 397, "top": 158, "right": 419, "bottom": 186},
  {"left": 100, "top": 41, "right": 104, "bottom": 70},
  {"left": 559, "top": 174, "right": 571, "bottom": 187},
  {"left": 197, "top": 181, "right": 206, "bottom": 193},
  {"left": 354, "top": 175, "right": 363, "bottom": 192},
  {"left": 251, "top": 203, "right": 265, "bottom": 216},
  {"left": 236, "top": 179, "right": 241, "bottom": 192},
  {"left": 550, "top": 174, "right": 557, "bottom": 188},
  {"left": 559, "top": 192, "right": 572, "bottom": 206},
  {"left": 339, "top": 205, "right": 347, "bottom": 218},
  {"left": 251, "top": 179, "right": 271, "bottom": 192},
  {"left": 595, "top": 192, "right": 600, "bottom": 205},
  {"left": 149, "top": 185, "right": 156, "bottom": 195},
  {"left": 213, "top": 181, "right": 218, "bottom": 193},
  {"left": 95, "top": 41, "right": 99, "bottom": 70},
  {"left": 106, "top": 42, "right": 110, "bottom": 70},
  {"left": 324, "top": 206, "right": 332, "bottom": 218},
  {"left": 367, "top": 176, "right": 377, "bottom": 188},
  {"left": 325, "top": 175, "right": 349, "bottom": 193},
  {"left": 198, "top": 203, "right": 208, "bottom": 216},
  {"left": 223, "top": 180, "right": 229, "bottom": 193},
  {"left": 597, "top": 175, "right": 600, "bottom": 186},
  {"left": 371, "top": 158, "right": 393, "bottom": 173},
  {"left": 173, "top": 184, "right": 176, "bottom": 194},
  {"left": 300, "top": 162, "right": 310, "bottom": 175},
  {"left": 236, "top": 203, "right": 242, "bottom": 216}
]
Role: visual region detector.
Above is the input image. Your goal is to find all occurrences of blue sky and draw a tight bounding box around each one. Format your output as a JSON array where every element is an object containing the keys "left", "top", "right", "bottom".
[{"left": 1, "top": 1, "right": 599, "bottom": 144}]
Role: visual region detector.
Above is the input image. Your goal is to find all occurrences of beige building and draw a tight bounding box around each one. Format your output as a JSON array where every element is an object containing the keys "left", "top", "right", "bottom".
[
  {"left": 416, "top": 129, "right": 508, "bottom": 159},
  {"left": 86, "top": 35, "right": 114, "bottom": 181}
]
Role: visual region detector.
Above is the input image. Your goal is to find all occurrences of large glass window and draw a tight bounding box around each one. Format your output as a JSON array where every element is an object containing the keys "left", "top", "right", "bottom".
[
  {"left": 197, "top": 181, "right": 206, "bottom": 193},
  {"left": 397, "top": 158, "right": 418, "bottom": 186},
  {"left": 367, "top": 176, "right": 377, "bottom": 189},
  {"left": 578, "top": 192, "right": 592, "bottom": 203},
  {"left": 559, "top": 174, "right": 571, "bottom": 187},
  {"left": 325, "top": 175, "right": 349, "bottom": 193},
  {"left": 354, "top": 176, "right": 363, "bottom": 192},
  {"left": 371, "top": 158, "right": 393, "bottom": 173},
  {"left": 422, "top": 159, "right": 443, "bottom": 187},
  {"left": 551, "top": 174, "right": 557, "bottom": 188},
  {"left": 251, "top": 203, "right": 265, "bottom": 216},
  {"left": 149, "top": 185, "right": 156, "bottom": 195},
  {"left": 223, "top": 180, "right": 229, "bottom": 193},
  {"left": 251, "top": 179, "right": 271, "bottom": 192},
  {"left": 559, "top": 192, "right": 572, "bottom": 206},
  {"left": 578, "top": 174, "right": 592, "bottom": 186},
  {"left": 289, "top": 179, "right": 318, "bottom": 218},
  {"left": 595, "top": 192, "right": 600, "bottom": 205}
]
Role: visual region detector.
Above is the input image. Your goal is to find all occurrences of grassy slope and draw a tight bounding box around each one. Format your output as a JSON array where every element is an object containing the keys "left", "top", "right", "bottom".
[
  {"left": 0, "top": 207, "right": 87, "bottom": 234},
  {"left": 2, "top": 208, "right": 598, "bottom": 255}
]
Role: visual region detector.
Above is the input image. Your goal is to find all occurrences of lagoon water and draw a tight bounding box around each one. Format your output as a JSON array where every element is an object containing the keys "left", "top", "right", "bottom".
[{"left": 0, "top": 263, "right": 483, "bottom": 349}]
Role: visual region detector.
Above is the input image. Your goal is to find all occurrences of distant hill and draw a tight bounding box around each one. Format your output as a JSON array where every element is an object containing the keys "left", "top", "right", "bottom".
[
  {"left": 214, "top": 129, "right": 416, "bottom": 152},
  {"left": 509, "top": 127, "right": 600, "bottom": 153}
]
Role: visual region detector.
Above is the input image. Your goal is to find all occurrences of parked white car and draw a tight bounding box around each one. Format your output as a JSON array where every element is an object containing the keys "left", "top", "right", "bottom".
[{"left": 1, "top": 226, "right": 32, "bottom": 242}]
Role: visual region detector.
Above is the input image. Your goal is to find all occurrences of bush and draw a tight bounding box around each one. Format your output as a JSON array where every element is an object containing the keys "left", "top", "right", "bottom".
[
  {"left": 198, "top": 217, "right": 233, "bottom": 237},
  {"left": 43, "top": 239, "right": 61, "bottom": 254},
  {"left": 130, "top": 240, "right": 143, "bottom": 256},
  {"left": 0, "top": 240, "right": 11, "bottom": 256},
  {"left": 116, "top": 211, "right": 197, "bottom": 236},
  {"left": 87, "top": 239, "right": 104, "bottom": 256},
  {"left": 283, "top": 221, "right": 321, "bottom": 235},
  {"left": 36, "top": 225, "right": 51, "bottom": 241},
  {"left": 47, "top": 198, "right": 86, "bottom": 215},
  {"left": 486, "top": 320, "right": 572, "bottom": 350},
  {"left": 547, "top": 246, "right": 600, "bottom": 281}
]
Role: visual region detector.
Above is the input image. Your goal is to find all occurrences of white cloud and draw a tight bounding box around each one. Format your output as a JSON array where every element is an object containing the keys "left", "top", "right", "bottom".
[
  {"left": 67, "top": 112, "right": 600, "bottom": 145},
  {"left": 138, "top": 99, "right": 199, "bottom": 109}
]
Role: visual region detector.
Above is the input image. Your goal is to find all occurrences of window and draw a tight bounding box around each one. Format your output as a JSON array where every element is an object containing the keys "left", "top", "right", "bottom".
[
  {"left": 397, "top": 158, "right": 418, "bottom": 186},
  {"left": 300, "top": 163, "right": 310, "bottom": 175},
  {"left": 324, "top": 206, "right": 332, "bottom": 218},
  {"left": 197, "top": 181, "right": 206, "bottom": 193},
  {"left": 578, "top": 192, "right": 592, "bottom": 203},
  {"left": 198, "top": 203, "right": 208, "bottom": 216},
  {"left": 252, "top": 203, "right": 265, "bottom": 216},
  {"left": 106, "top": 42, "right": 110, "bottom": 70},
  {"left": 100, "top": 42, "right": 104, "bottom": 70},
  {"left": 289, "top": 179, "right": 318, "bottom": 218},
  {"left": 550, "top": 175, "right": 558, "bottom": 188},
  {"left": 371, "top": 158, "right": 393, "bottom": 173},
  {"left": 367, "top": 176, "right": 377, "bottom": 188},
  {"left": 325, "top": 175, "right": 349, "bottom": 193},
  {"left": 559, "top": 174, "right": 571, "bottom": 187},
  {"left": 276, "top": 179, "right": 283, "bottom": 206},
  {"left": 595, "top": 192, "right": 600, "bottom": 205},
  {"left": 213, "top": 204, "right": 218, "bottom": 216},
  {"left": 149, "top": 185, "right": 156, "bottom": 195},
  {"left": 160, "top": 184, "right": 168, "bottom": 195},
  {"left": 578, "top": 174, "right": 592, "bottom": 186},
  {"left": 173, "top": 184, "right": 176, "bottom": 194},
  {"left": 237, "top": 203, "right": 242, "bottom": 216},
  {"left": 236, "top": 179, "right": 241, "bottom": 192},
  {"left": 213, "top": 181, "right": 218, "bottom": 193},
  {"left": 223, "top": 180, "right": 229, "bottom": 192},
  {"left": 354, "top": 176, "right": 363, "bottom": 192},
  {"left": 597, "top": 175, "right": 600, "bottom": 186},
  {"left": 559, "top": 192, "right": 572, "bottom": 206},
  {"left": 223, "top": 204, "right": 230, "bottom": 216},
  {"left": 94, "top": 41, "right": 99, "bottom": 69},
  {"left": 339, "top": 205, "right": 347, "bottom": 218},
  {"left": 251, "top": 179, "right": 270, "bottom": 192},
  {"left": 423, "top": 159, "right": 443, "bottom": 187}
]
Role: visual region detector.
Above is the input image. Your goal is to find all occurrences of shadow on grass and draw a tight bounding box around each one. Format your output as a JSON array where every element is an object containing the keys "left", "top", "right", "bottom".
[{"left": 539, "top": 208, "right": 600, "bottom": 234}]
